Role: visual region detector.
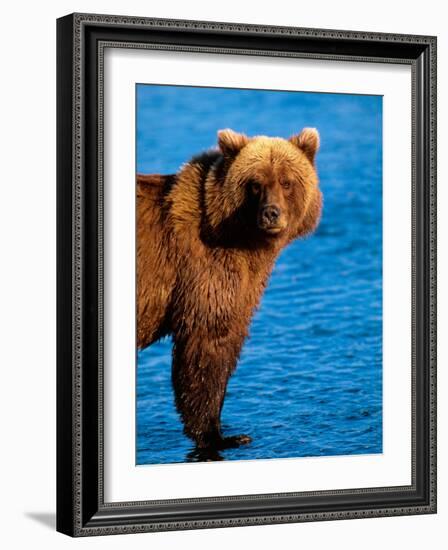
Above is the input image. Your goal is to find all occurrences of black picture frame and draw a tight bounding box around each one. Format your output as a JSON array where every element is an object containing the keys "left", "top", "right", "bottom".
[{"left": 57, "top": 13, "right": 437, "bottom": 537}]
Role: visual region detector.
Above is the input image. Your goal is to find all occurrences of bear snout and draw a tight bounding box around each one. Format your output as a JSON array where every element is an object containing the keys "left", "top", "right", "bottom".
[
  {"left": 258, "top": 204, "right": 286, "bottom": 234},
  {"left": 261, "top": 204, "right": 280, "bottom": 224}
]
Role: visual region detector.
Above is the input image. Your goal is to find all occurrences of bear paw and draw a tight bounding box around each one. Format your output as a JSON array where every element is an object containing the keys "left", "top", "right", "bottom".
[{"left": 220, "top": 434, "right": 252, "bottom": 449}]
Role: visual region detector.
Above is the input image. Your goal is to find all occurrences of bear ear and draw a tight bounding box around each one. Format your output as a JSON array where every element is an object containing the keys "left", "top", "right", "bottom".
[
  {"left": 217, "top": 129, "right": 249, "bottom": 158},
  {"left": 289, "top": 128, "right": 320, "bottom": 164}
]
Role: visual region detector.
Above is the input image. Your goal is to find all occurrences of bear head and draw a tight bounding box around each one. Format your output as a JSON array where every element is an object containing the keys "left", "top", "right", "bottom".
[{"left": 206, "top": 128, "right": 322, "bottom": 245}]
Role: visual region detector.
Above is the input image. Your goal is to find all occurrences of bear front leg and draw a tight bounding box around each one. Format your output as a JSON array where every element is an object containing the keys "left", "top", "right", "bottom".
[{"left": 172, "top": 336, "right": 252, "bottom": 450}]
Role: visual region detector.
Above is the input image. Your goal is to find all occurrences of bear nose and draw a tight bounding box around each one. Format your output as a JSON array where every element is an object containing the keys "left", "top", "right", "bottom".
[{"left": 261, "top": 204, "right": 281, "bottom": 225}]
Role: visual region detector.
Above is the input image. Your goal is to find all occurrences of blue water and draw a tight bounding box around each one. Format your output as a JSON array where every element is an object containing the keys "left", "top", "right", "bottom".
[{"left": 136, "top": 85, "right": 382, "bottom": 464}]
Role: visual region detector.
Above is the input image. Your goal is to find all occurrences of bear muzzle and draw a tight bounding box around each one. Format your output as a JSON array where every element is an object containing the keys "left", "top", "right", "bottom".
[{"left": 258, "top": 204, "right": 287, "bottom": 235}]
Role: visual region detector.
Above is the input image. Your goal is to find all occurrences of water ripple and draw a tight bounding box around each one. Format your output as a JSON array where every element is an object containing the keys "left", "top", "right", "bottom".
[{"left": 136, "top": 87, "right": 382, "bottom": 464}]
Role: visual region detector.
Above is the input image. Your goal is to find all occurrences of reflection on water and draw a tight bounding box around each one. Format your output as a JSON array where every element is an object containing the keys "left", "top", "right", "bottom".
[
  {"left": 136, "top": 85, "right": 382, "bottom": 465},
  {"left": 186, "top": 447, "right": 225, "bottom": 463}
]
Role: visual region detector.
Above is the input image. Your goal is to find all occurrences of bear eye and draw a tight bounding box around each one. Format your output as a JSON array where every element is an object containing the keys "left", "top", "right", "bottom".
[
  {"left": 281, "top": 180, "right": 292, "bottom": 190},
  {"left": 251, "top": 181, "right": 261, "bottom": 194}
]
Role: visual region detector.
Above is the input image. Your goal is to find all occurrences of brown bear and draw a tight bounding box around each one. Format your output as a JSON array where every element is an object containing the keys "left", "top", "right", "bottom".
[{"left": 137, "top": 128, "right": 322, "bottom": 450}]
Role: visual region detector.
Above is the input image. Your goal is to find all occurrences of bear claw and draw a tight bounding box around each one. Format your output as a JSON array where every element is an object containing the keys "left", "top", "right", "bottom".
[
  {"left": 196, "top": 433, "right": 252, "bottom": 451},
  {"left": 219, "top": 434, "right": 252, "bottom": 449}
]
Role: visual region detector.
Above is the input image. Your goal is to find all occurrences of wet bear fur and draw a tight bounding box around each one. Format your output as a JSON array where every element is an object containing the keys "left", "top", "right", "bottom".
[{"left": 137, "top": 128, "right": 322, "bottom": 450}]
